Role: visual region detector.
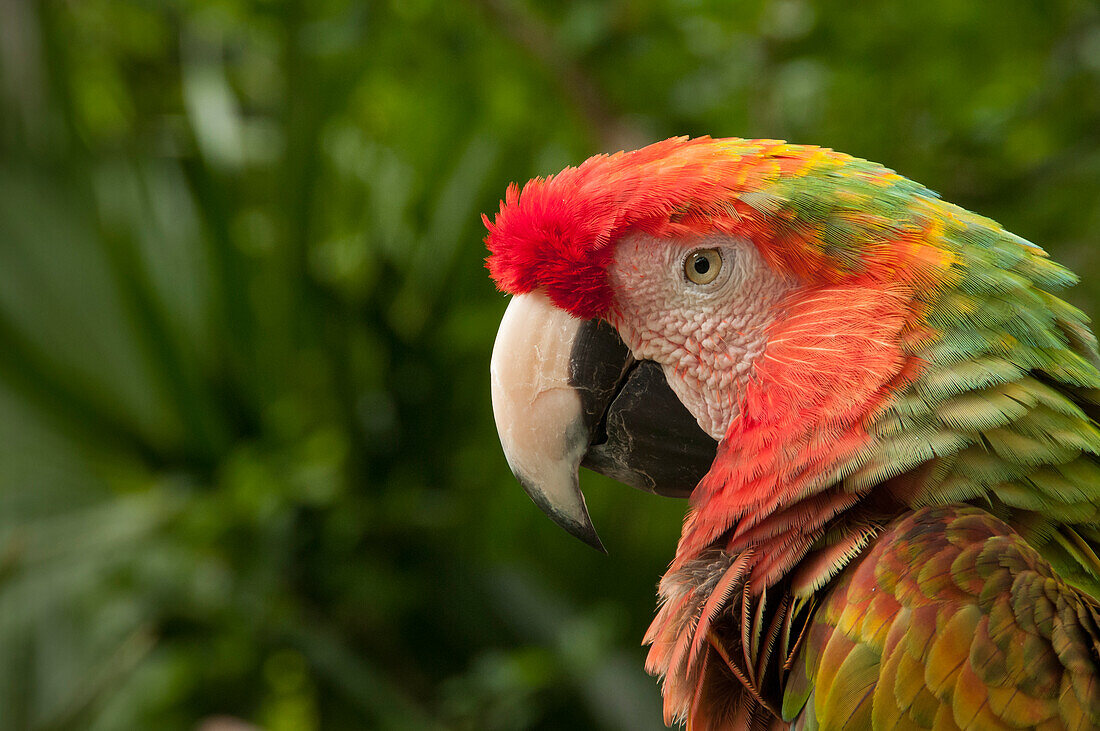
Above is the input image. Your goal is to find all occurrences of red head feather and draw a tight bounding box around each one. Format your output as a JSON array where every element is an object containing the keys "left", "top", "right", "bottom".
[{"left": 485, "top": 136, "right": 802, "bottom": 319}]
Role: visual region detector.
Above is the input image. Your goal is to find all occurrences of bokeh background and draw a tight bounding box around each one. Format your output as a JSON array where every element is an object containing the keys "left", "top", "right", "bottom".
[{"left": 2, "top": 0, "right": 1100, "bottom": 729}]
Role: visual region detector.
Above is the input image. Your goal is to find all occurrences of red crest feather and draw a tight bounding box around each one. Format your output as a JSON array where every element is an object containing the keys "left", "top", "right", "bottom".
[{"left": 484, "top": 136, "right": 794, "bottom": 319}]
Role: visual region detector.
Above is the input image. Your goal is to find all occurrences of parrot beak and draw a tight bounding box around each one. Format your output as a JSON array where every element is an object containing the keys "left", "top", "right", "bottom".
[{"left": 490, "top": 292, "right": 718, "bottom": 551}]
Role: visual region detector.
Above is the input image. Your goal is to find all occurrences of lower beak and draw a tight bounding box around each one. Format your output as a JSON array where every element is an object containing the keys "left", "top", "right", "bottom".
[{"left": 490, "top": 292, "right": 718, "bottom": 551}]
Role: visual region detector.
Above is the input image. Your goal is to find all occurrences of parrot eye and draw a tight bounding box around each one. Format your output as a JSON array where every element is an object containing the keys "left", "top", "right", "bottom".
[{"left": 684, "top": 249, "right": 722, "bottom": 285}]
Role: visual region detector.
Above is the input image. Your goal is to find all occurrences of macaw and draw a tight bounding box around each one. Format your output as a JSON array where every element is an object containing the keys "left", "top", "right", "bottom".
[{"left": 485, "top": 137, "right": 1100, "bottom": 730}]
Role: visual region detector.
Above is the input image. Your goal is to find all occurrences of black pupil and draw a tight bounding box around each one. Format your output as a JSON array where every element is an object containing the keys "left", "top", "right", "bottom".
[{"left": 693, "top": 255, "right": 710, "bottom": 275}]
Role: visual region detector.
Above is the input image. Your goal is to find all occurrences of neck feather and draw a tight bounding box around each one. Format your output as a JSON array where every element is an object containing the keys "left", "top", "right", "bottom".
[{"left": 672, "top": 282, "right": 924, "bottom": 585}]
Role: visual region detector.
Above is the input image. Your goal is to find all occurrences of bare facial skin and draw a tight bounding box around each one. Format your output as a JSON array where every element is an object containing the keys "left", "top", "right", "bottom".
[{"left": 607, "top": 234, "right": 794, "bottom": 440}]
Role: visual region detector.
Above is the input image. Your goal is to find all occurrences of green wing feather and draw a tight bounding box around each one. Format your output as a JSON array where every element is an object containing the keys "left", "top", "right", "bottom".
[
  {"left": 780, "top": 205, "right": 1100, "bottom": 729},
  {"left": 835, "top": 196, "right": 1100, "bottom": 598},
  {"left": 776, "top": 187, "right": 1100, "bottom": 729}
]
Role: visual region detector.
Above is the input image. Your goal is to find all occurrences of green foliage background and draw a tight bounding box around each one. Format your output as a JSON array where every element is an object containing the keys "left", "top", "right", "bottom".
[{"left": 1, "top": 0, "right": 1099, "bottom": 728}]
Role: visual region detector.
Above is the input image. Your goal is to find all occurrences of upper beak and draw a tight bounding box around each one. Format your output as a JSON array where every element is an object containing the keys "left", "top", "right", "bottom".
[{"left": 490, "top": 292, "right": 718, "bottom": 551}]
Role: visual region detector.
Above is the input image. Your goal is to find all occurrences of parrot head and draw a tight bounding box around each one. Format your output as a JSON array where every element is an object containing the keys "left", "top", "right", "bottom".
[{"left": 485, "top": 136, "right": 1074, "bottom": 561}]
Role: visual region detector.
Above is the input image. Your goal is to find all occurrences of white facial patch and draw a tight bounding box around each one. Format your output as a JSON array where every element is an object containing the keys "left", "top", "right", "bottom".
[{"left": 606, "top": 234, "right": 794, "bottom": 440}]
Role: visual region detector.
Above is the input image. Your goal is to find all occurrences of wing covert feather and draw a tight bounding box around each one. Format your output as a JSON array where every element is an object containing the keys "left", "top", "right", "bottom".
[{"left": 784, "top": 505, "right": 1100, "bottom": 730}]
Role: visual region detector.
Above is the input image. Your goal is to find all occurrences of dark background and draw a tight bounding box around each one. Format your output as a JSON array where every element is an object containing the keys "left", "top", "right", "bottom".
[{"left": 1, "top": 1, "right": 1099, "bottom": 728}]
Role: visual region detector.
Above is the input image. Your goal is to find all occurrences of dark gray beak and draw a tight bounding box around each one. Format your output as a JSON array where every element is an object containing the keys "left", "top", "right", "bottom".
[{"left": 490, "top": 293, "right": 718, "bottom": 551}]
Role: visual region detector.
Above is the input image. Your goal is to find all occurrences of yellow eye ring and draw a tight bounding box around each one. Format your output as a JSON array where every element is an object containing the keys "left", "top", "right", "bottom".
[{"left": 684, "top": 249, "right": 722, "bottom": 285}]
